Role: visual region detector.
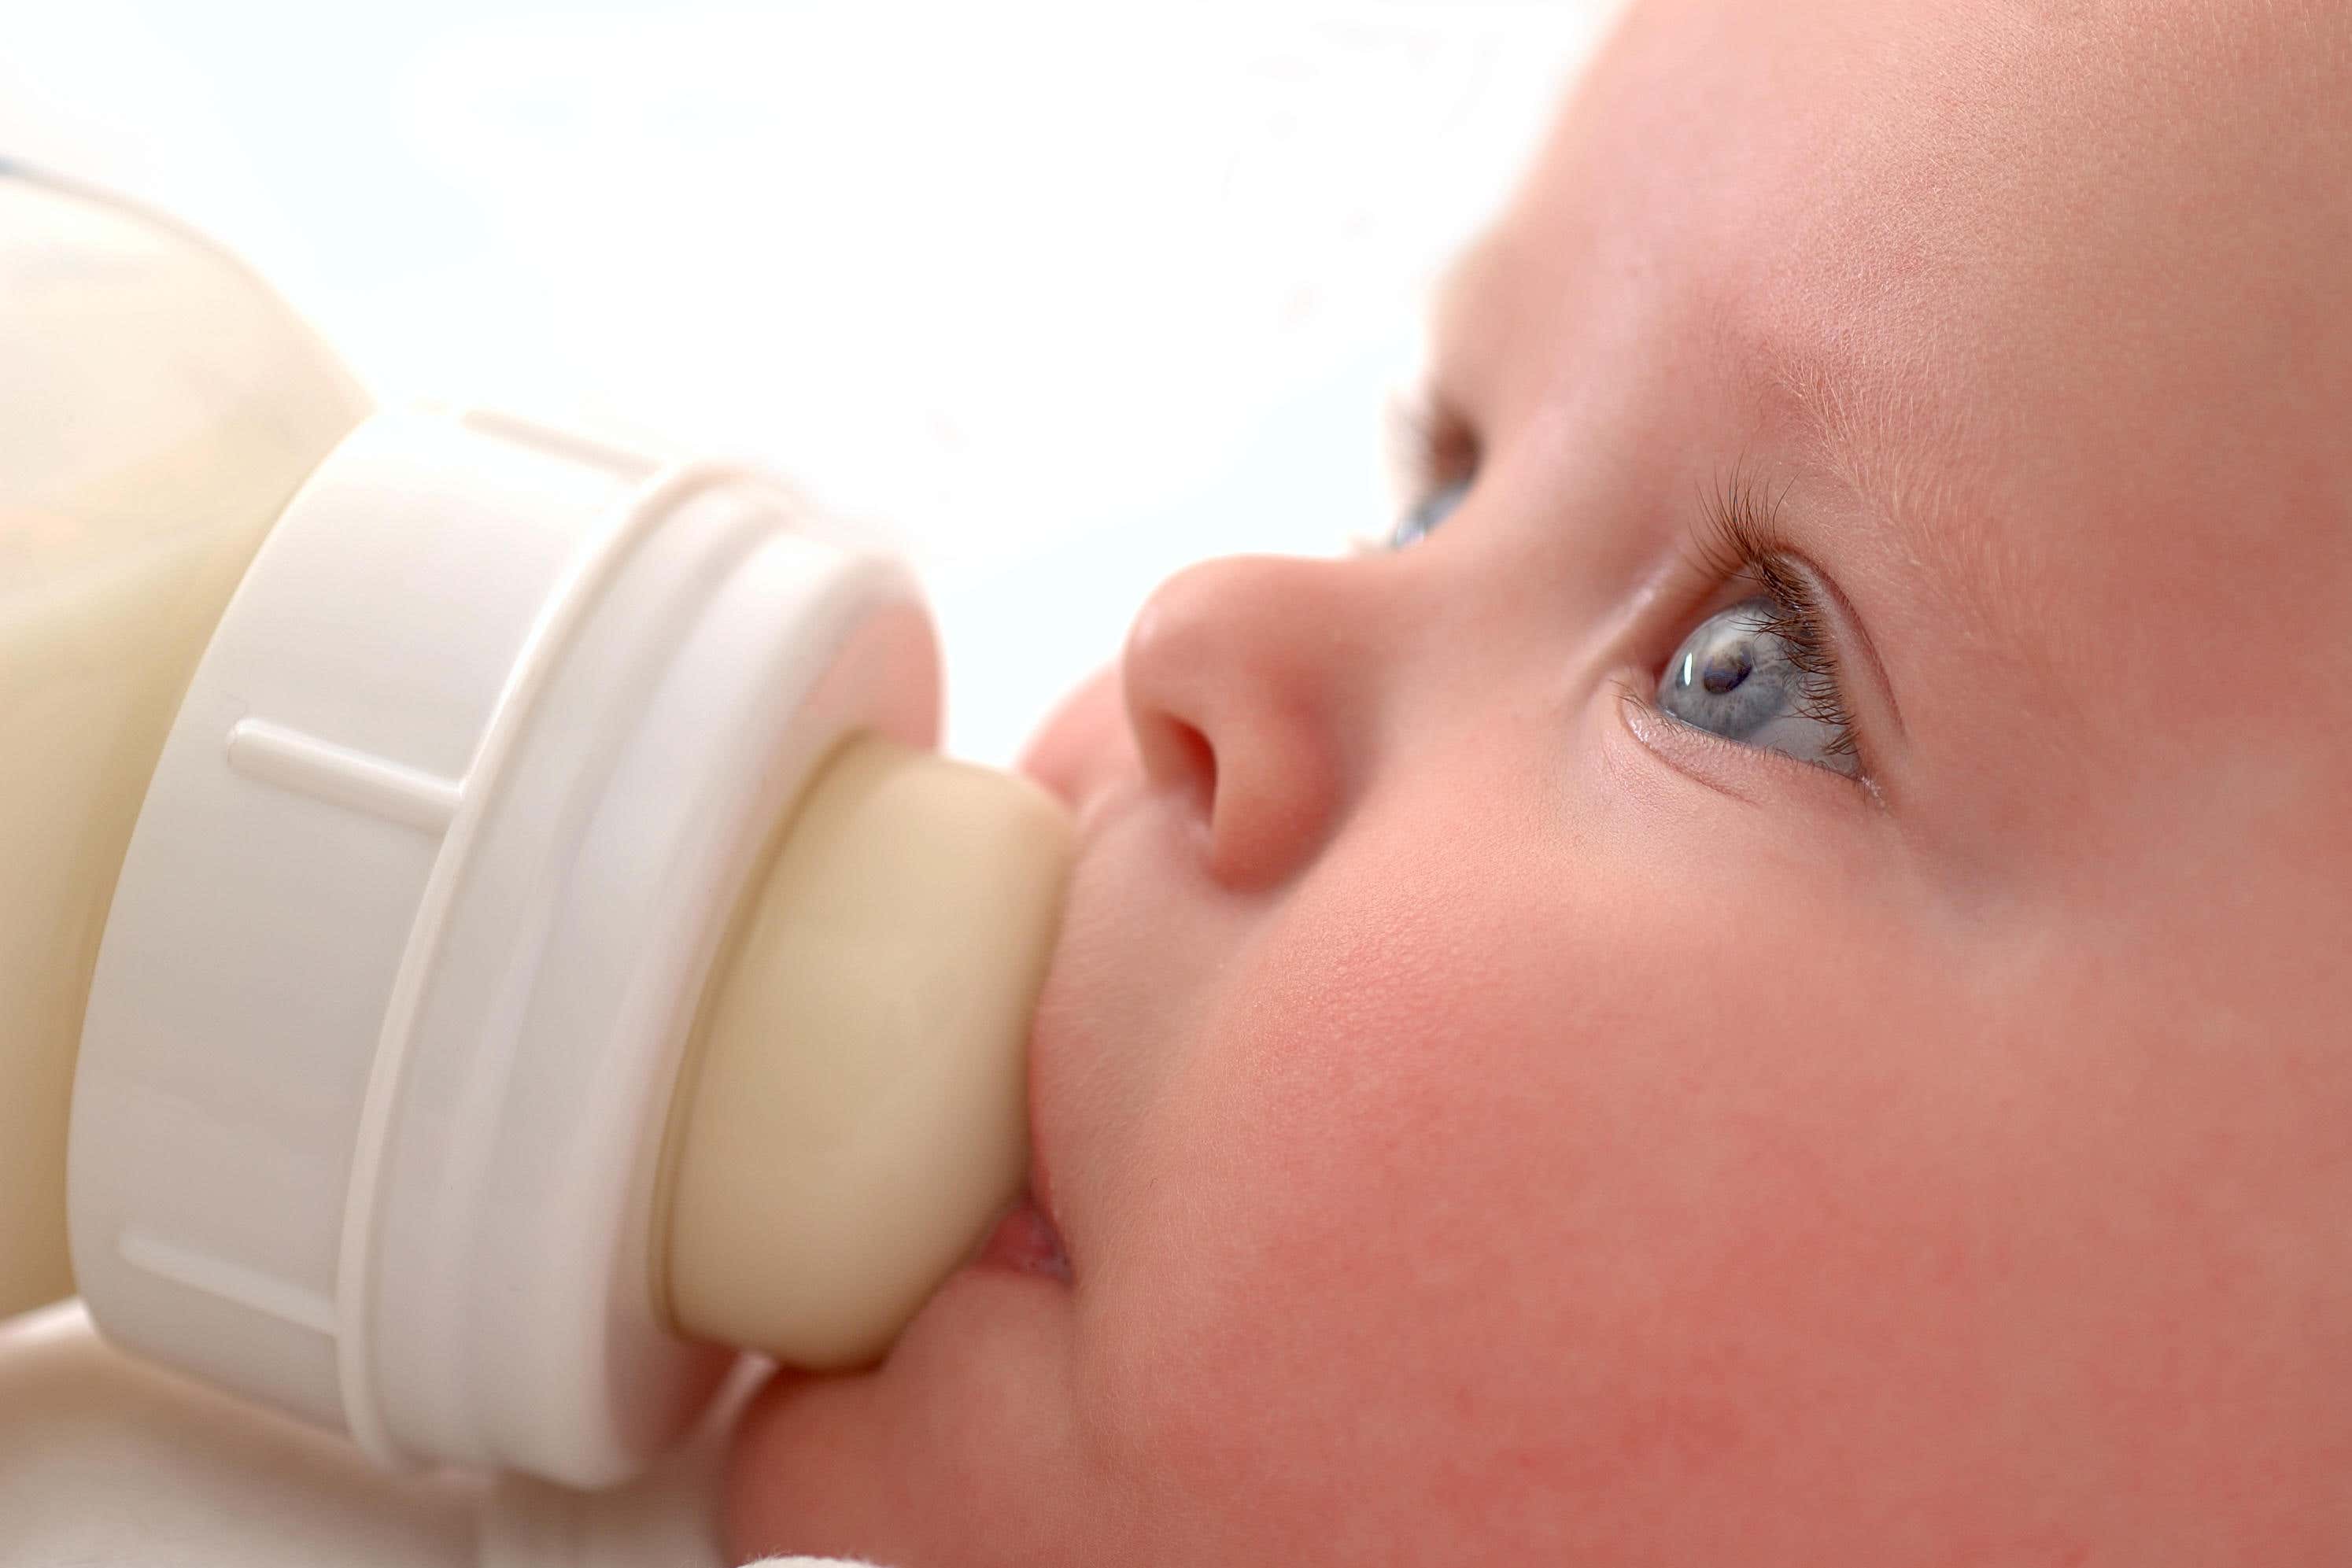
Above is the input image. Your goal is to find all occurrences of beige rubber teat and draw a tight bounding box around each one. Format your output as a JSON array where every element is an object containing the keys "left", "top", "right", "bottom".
[{"left": 656, "top": 732, "right": 1074, "bottom": 1367}]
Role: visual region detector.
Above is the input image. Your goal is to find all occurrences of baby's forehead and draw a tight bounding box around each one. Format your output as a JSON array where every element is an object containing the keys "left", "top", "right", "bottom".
[
  {"left": 1446, "top": 0, "right": 2352, "bottom": 878},
  {"left": 1468, "top": 2, "right": 2352, "bottom": 497}
]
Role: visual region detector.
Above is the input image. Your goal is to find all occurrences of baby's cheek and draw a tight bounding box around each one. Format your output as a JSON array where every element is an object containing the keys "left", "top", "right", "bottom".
[
  {"left": 1078, "top": 843, "right": 1641, "bottom": 1553},
  {"left": 1074, "top": 827, "right": 2060, "bottom": 1558}
]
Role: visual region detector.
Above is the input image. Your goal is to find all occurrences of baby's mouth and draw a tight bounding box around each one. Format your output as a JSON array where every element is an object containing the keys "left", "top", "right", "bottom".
[{"left": 973, "top": 1194, "right": 1071, "bottom": 1282}]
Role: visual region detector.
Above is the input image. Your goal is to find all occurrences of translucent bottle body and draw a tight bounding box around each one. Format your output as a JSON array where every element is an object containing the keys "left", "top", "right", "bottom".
[{"left": 0, "top": 168, "right": 371, "bottom": 1320}]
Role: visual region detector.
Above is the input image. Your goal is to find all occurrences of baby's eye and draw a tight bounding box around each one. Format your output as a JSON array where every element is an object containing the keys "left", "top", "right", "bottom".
[
  {"left": 1656, "top": 596, "right": 1860, "bottom": 777},
  {"left": 1386, "top": 474, "right": 1471, "bottom": 551}
]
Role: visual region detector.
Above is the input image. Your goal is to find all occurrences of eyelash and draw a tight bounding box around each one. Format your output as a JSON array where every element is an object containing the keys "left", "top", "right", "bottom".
[
  {"left": 1372, "top": 395, "right": 1866, "bottom": 779},
  {"left": 1687, "top": 474, "right": 1862, "bottom": 768},
  {"left": 1350, "top": 385, "right": 1479, "bottom": 554},
  {"left": 1389, "top": 388, "right": 1477, "bottom": 492}
]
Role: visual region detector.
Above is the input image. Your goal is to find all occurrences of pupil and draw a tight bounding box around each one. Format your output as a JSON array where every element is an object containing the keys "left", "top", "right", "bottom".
[{"left": 1700, "top": 643, "right": 1752, "bottom": 695}]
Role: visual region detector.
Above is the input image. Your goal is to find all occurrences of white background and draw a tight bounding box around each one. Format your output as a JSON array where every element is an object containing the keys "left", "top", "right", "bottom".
[{"left": 3, "top": 1, "right": 1617, "bottom": 764}]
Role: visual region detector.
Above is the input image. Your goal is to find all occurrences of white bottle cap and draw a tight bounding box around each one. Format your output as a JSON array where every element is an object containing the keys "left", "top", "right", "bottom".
[{"left": 70, "top": 408, "right": 941, "bottom": 1487}]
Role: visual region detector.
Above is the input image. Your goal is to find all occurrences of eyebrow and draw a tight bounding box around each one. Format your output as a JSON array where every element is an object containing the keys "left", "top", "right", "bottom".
[{"left": 1758, "top": 343, "right": 2059, "bottom": 714}]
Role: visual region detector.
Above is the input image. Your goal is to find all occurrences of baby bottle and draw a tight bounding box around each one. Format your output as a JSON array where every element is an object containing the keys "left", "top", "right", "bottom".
[{"left": 0, "top": 157, "right": 1073, "bottom": 1517}]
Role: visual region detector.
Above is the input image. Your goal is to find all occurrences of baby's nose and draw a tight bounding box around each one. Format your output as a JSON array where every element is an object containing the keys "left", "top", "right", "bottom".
[{"left": 1120, "top": 552, "right": 1380, "bottom": 891}]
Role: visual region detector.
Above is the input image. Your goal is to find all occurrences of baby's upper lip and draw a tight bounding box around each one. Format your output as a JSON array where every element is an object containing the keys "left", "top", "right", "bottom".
[
  {"left": 1017, "top": 768, "right": 1143, "bottom": 1280},
  {"left": 1017, "top": 823, "right": 1094, "bottom": 1277},
  {"left": 1015, "top": 680, "right": 1175, "bottom": 1280},
  {"left": 1011, "top": 893, "right": 1081, "bottom": 1260},
  {"left": 1019, "top": 976, "right": 1076, "bottom": 1281},
  {"left": 1022, "top": 980, "right": 1060, "bottom": 1217}
]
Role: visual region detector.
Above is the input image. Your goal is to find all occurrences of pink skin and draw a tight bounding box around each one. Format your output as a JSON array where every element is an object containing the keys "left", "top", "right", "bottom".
[{"left": 727, "top": 2, "right": 2352, "bottom": 1562}]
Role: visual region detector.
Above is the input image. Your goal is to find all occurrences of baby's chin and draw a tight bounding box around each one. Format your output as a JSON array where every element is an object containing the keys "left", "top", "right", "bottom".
[{"left": 722, "top": 1244, "right": 1093, "bottom": 1566}]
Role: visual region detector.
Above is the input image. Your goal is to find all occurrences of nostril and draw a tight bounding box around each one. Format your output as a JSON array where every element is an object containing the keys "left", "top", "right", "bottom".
[
  {"left": 1150, "top": 714, "right": 1218, "bottom": 817},
  {"left": 1119, "top": 552, "right": 1354, "bottom": 887}
]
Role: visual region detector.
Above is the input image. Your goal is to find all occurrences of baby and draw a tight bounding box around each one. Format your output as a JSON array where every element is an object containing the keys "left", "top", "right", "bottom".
[{"left": 725, "top": 0, "right": 2352, "bottom": 1562}]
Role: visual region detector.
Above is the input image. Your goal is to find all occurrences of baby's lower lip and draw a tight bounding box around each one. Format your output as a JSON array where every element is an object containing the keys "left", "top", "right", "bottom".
[{"left": 973, "top": 1195, "right": 1070, "bottom": 1282}]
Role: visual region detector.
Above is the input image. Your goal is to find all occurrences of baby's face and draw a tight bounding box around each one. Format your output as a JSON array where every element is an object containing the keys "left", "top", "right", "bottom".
[{"left": 729, "top": 2, "right": 2352, "bottom": 1562}]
